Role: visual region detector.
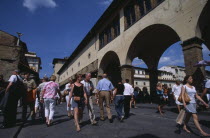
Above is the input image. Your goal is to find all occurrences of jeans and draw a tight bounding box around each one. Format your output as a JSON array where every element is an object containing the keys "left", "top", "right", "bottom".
[
  {"left": 44, "top": 98, "right": 55, "bottom": 120},
  {"left": 114, "top": 95, "right": 124, "bottom": 118},
  {"left": 87, "top": 96, "right": 96, "bottom": 123}
]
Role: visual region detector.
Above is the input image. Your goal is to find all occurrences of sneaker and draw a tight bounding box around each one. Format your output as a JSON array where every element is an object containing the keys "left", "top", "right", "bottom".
[
  {"left": 91, "top": 120, "right": 97, "bottom": 125},
  {"left": 100, "top": 117, "right": 105, "bottom": 121},
  {"left": 109, "top": 119, "right": 113, "bottom": 123},
  {"left": 120, "top": 117, "right": 124, "bottom": 122}
]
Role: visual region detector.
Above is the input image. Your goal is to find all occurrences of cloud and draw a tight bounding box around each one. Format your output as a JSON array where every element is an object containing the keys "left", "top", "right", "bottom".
[
  {"left": 159, "top": 57, "right": 171, "bottom": 63},
  {"left": 99, "top": 0, "right": 113, "bottom": 6},
  {"left": 159, "top": 56, "right": 184, "bottom": 65},
  {"left": 23, "top": 0, "right": 57, "bottom": 12}
]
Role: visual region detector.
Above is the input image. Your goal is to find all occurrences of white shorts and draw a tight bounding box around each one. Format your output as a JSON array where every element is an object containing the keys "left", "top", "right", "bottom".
[
  {"left": 35, "top": 98, "right": 39, "bottom": 108},
  {"left": 175, "top": 95, "right": 183, "bottom": 105}
]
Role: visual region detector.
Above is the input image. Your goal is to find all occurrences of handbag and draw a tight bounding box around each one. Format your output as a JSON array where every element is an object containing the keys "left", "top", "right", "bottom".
[
  {"left": 64, "top": 90, "right": 69, "bottom": 96},
  {"left": 178, "top": 86, "right": 191, "bottom": 103},
  {"left": 74, "top": 96, "right": 81, "bottom": 102}
]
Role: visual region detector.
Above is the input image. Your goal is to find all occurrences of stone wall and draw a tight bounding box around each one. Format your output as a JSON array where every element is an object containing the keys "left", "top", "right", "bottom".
[{"left": 0, "top": 45, "right": 21, "bottom": 80}]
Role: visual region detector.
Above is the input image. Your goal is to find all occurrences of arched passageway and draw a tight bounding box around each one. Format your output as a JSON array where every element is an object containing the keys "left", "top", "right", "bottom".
[
  {"left": 99, "top": 51, "right": 122, "bottom": 86},
  {"left": 127, "top": 24, "right": 181, "bottom": 95}
]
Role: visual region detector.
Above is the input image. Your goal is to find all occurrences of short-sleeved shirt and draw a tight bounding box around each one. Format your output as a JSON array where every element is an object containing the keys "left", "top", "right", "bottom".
[
  {"left": 81, "top": 80, "right": 94, "bottom": 96},
  {"left": 123, "top": 83, "right": 134, "bottom": 96},
  {"left": 23, "top": 79, "right": 37, "bottom": 91},
  {"left": 8, "top": 75, "right": 23, "bottom": 83},
  {"left": 96, "top": 78, "right": 114, "bottom": 91},
  {"left": 172, "top": 84, "right": 182, "bottom": 97},
  {"left": 115, "top": 84, "right": 125, "bottom": 95},
  {"left": 65, "top": 83, "right": 71, "bottom": 91},
  {"left": 37, "top": 82, "right": 47, "bottom": 97},
  {"left": 184, "top": 85, "right": 196, "bottom": 104},
  {"left": 205, "top": 80, "right": 210, "bottom": 94},
  {"left": 205, "top": 80, "right": 210, "bottom": 89},
  {"left": 43, "top": 81, "right": 60, "bottom": 99}
]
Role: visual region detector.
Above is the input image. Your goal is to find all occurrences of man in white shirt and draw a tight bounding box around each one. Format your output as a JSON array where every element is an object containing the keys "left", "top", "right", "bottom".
[
  {"left": 35, "top": 77, "right": 48, "bottom": 120},
  {"left": 123, "top": 79, "right": 134, "bottom": 119},
  {"left": 202, "top": 79, "right": 210, "bottom": 105},
  {"left": 172, "top": 81, "right": 183, "bottom": 113},
  {"left": 1, "top": 70, "right": 24, "bottom": 128},
  {"left": 81, "top": 73, "right": 97, "bottom": 125},
  {"left": 64, "top": 78, "right": 73, "bottom": 118}
]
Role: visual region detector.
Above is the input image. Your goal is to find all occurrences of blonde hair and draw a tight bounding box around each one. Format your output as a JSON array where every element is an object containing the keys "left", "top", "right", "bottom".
[{"left": 156, "top": 82, "right": 162, "bottom": 87}]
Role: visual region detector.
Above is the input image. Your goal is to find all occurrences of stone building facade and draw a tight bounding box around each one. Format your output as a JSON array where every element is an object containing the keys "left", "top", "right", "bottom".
[
  {"left": 25, "top": 52, "right": 42, "bottom": 73},
  {"left": 55, "top": 0, "right": 210, "bottom": 94},
  {"left": 0, "top": 30, "right": 39, "bottom": 81}
]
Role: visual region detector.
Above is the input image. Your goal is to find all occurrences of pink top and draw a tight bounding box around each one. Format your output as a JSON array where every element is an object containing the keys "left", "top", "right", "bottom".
[{"left": 43, "top": 81, "right": 59, "bottom": 99}]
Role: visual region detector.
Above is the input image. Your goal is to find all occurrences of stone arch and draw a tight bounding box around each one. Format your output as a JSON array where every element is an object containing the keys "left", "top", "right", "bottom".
[
  {"left": 126, "top": 24, "right": 181, "bottom": 95},
  {"left": 99, "top": 51, "right": 121, "bottom": 86},
  {"left": 126, "top": 24, "right": 181, "bottom": 68}
]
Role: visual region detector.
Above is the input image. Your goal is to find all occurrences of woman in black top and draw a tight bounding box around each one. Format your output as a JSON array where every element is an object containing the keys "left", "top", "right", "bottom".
[
  {"left": 68, "top": 74, "right": 87, "bottom": 132},
  {"left": 113, "top": 81, "right": 125, "bottom": 122}
]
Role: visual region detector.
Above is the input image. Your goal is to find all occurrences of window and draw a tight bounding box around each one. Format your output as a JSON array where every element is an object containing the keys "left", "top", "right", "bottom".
[
  {"left": 78, "top": 62, "right": 80, "bottom": 67},
  {"left": 145, "top": 0, "right": 152, "bottom": 12},
  {"left": 124, "top": 2, "right": 136, "bottom": 29},
  {"left": 143, "top": 82, "right": 146, "bottom": 85},
  {"left": 106, "top": 27, "right": 112, "bottom": 43},
  {"left": 99, "top": 15, "right": 120, "bottom": 49},
  {"left": 136, "top": 82, "right": 138, "bottom": 85},
  {"left": 99, "top": 33, "right": 105, "bottom": 48},
  {"left": 72, "top": 68, "right": 73, "bottom": 72},
  {"left": 137, "top": 0, "right": 145, "bottom": 16},
  {"left": 88, "top": 53, "right": 91, "bottom": 59},
  {"left": 113, "top": 19, "right": 120, "bottom": 38}
]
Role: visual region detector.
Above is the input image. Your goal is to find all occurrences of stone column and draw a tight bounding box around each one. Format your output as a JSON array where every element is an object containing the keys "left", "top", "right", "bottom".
[
  {"left": 120, "top": 9, "right": 125, "bottom": 33},
  {"left": 182, "top": 37, "right": 205, "bottom": 75},
  {"left": 148, "top": 68, "right": 159, "bottom": 100},
  {"left": 121, "top": 65, "right": 134, "bottom": 86},
  {"left": 182, "top": 37, "right": 205, "bottom": 92}
]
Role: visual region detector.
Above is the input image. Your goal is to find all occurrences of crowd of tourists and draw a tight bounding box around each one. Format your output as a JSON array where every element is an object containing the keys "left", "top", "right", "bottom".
[{"left": 0, "top": 70, "right": 210, "bottom": 136}]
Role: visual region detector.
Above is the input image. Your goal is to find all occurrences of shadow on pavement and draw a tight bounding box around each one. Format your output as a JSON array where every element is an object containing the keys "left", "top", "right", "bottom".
[
  {"left": 128, "top": 133, "right": 160, "bottom": 138},
  {"left": 199, "top": 120, "right": 210, "bottom": 128}
]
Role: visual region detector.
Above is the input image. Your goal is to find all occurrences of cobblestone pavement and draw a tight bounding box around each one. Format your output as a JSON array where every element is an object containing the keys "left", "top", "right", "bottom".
[{"left": 0, "top": 103, "right": 210, "bottom": 138}]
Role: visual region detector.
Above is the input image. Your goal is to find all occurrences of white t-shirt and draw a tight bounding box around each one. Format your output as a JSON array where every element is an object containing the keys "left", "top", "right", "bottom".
[
  {"left": 65, "top": 83, "right": 71, "bottom": 91},
  {"left": 8, "top": 75, "right": 23, "bottom": 83},
  {"left": 123, "top": 83, "right": 134, "bottom": 96},
  {"left": 81, "top": 80, "right": 94, "bottom": 96},
  {"left": 172, "top": 84, "right": 182, "bottom": 97},
  {"left": 205, "top": 80, "right": 210, "bottom": 89}
]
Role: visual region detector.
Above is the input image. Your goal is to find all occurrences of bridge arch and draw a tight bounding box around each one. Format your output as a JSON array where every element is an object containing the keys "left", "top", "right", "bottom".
[
  {"left": 125, "top": 24, "right": 181, "bottom": 95},
  {"left": 126, "top": 24, "right": 181, "bottom": 67},
  {"left": 99, "top": 51, "right": 122, "bottom": 86}
]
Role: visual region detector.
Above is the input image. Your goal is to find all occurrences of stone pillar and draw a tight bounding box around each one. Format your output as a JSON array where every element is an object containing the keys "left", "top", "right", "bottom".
[
  {"left": 148, "top": 68, "right": 159, "bottom": 100},
  {"left": 120, "top": 9, "right": 125, "bottom": 33},
  {"left": 134, "top": 4, "right": 140, "bottom": 20},
  {"left": 121, "top": 65, "right": 134, "bottom": 86},
  {"left": 182, "top": 37, "right": 205, "bottom": 92},
  {"left": 182, "top": 37, "right": 205, "bottom": 75}
]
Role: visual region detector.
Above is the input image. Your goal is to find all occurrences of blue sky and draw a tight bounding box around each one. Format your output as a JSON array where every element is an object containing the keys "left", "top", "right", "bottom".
[{"left": 0, "top": 0, "right": 209, "bottom": 78}]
